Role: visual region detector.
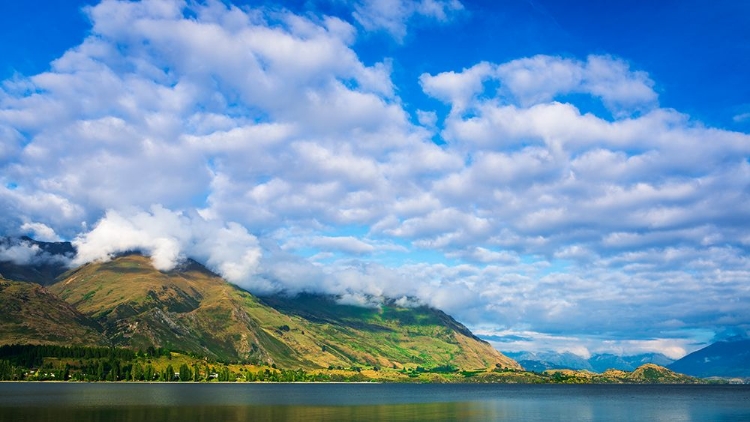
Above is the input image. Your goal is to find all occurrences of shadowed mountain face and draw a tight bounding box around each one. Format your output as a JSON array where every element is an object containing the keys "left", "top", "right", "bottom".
[
  {"left": 0, "top": 280, "right": 107, "bottom": 346},
  {"left": 0, "top": 237, "right": 75, "bottom": 286},
  {"left": 668, "top": 338, "right": 750, "bottom": 377},
  {"left": 0, "top": 253, "right": 518, "bottom": 371}
]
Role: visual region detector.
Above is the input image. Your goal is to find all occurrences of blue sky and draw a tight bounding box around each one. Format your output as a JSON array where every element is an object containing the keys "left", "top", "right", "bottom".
[{"left": 1, "top": 0, "right": 749, "bottom": 358}]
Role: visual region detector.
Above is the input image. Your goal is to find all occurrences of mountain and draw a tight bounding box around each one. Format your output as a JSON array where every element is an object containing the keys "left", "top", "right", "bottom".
[
  {"left": 503, "top": 350, "right": 674, "bottom": 373},
  {"left": 668, "top": 338, "right": 750, "bottom": 377},
  {"left": 503, "top": 351, "right": 593, "bottom": 372},
  {"left": 0, "top": 237, "right": 75, "bottom": 286},
  {"left": 42, "top": 253, "right": 519, "bottom": 371},
  {"left": 473, "top": 363, "right": 702, "bottom": 384},
  {"left": 601, "top": 364, "right": 699, "bottom": 384},
  {"left": 0, "top": 279, "right": 107, "bottom": 347},
  {"left": 589, "top": 353, "right": 674, "bottom": 372}
]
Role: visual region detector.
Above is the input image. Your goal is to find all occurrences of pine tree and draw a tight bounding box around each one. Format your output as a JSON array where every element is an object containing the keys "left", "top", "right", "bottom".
[
  {"left": 144, "top": 364, "right": 154, "bottom": 381},
  {"left": 0, "top": 360, "right": 12, "bottom": 380},
  {"left": 165, "top": 364, "right": 175, "bottom": 382},
  {"left": 132, "top": 363, "right": 144, "bottom": 381},
  {"left": 109, "top": 360, "right": 121, "bottom": 381},
  {"left": 192, "top": 363, "right": 200, "bottom": 382},
  {"left": 178, "top": 364, "right": 192, "bottom": 382},
  {"left": 218, "top": 365, "right": 232, "bottom": 382},
  {"left": 97, "top": 361, "right": 105, "bottom": 381}
]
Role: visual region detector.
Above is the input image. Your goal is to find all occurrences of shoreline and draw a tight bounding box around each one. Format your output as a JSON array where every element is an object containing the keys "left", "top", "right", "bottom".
[{"left": 1, "top": 380, "right": 742, "bottom": 385}]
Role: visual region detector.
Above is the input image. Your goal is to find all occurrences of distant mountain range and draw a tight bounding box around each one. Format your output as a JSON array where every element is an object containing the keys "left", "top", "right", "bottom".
[
  {"left": 667, "top": 338, "right": 750, "bottom": 378},
  {"left": 502, "top": 350, "right": 675, "bottom": 373},
  {"left": 505, "top": 339, "right": 750, "bottom": 378}
]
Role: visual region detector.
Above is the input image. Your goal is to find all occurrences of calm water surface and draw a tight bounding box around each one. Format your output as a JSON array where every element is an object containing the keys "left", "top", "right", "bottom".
[{"left": 1, "top": 383, "right": 749, "bottom": 421}]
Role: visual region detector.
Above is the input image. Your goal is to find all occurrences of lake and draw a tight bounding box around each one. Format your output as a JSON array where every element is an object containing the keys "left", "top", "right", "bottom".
[{"left": 1, "top": 383, "right": 749, "bottom": 421}]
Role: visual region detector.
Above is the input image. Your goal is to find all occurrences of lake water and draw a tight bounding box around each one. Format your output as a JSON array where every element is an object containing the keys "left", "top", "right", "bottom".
[{"left": 1, "top": 383, "right": 749, "bottom": 421}]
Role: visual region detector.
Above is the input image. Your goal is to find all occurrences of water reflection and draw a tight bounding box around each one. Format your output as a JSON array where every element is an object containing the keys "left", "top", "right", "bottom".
[
  {"left": 2, "top": 384, "right": 750, "bottom": 422},
  {"left": 0, "top": 398, "right": 721, "bottom": 422},
  {"left": 2, "top": 402, "right": 501, "bottom": 422}
]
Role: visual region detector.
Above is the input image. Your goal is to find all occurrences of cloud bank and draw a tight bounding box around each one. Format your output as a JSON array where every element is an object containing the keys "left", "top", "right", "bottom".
[
  {"left": 1, "top": 0, "right": 749, "bottom": 358},
  {"left": 71, "top": 206, "right": 262, "bottom": 285}
]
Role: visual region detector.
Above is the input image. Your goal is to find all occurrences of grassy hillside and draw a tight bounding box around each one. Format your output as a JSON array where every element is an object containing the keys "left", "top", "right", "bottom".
[
  {"left": 48, "top": 254, "right": 519, "bottom": 371},
  {"left": 0, "top": 280, "right": 107, "bottom": 347},
  {"left": 259, "top": 293, "right": 519, "bottom": 371},
  {"left": 536, "top": 364, "right": 700, "bottom": 384},
  {"left": 50, "top": 254, "right": 300, "bottom": 365},
  {"left": 625, "top": 363, "right": 697, "bottom": 383}
]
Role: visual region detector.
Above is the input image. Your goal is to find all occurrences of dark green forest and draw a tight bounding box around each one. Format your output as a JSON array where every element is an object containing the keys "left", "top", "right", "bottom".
[{"left": 0, "top": 344, "right": 355, "bottom": 382}]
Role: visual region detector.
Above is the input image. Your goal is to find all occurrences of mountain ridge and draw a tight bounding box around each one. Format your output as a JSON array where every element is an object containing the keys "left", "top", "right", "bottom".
[
  {"left": 502, "top": 350, "right": 675, "bottom": 373},
  {"left": 2, "top": 252, "right": 519, "bottom": 371},
  {"left": 668, "top": 338, "right": 750, "bottom": 377}
]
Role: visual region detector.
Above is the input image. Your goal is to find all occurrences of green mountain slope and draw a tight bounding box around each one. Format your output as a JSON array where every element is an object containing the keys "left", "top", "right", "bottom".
[
  {"left": 600, "top": 363, "right": 700, "bottom": 383},
  {"left": 50, "top": 254, "right": 303, "bottom": 366},
  {"left": 259, "top": 293, "right": 518, "bottom": 371},
  {"left": 48, "top": 254, "right": 519, "bottom": 371},
  {"left": 0, "top": 279, "right": 108, "bottom": 347}
]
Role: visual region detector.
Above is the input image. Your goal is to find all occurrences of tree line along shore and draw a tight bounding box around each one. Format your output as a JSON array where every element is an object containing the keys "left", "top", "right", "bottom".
[{"left": 0, "top": 344, "right": 712, "bottom": 384}]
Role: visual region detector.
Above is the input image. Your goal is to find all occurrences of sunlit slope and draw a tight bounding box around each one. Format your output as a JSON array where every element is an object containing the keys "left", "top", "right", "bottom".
[
  {"left": 50, "top": 254, "right": 303, "bottom": 365},
  {"left": 259, "top": 294, "right": 520, "bottom": 370},
  {"left": 599, "top": 364, "right": 699, "bottom": 383},
  {"left": 0, "top": 279, "right": 108, "bottom": 346},
  {"left": 49, "top": 254, "right": 519, "bottom": 370}
]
